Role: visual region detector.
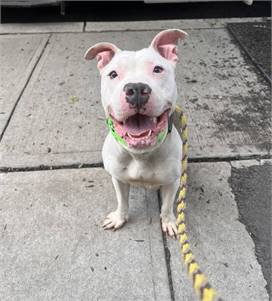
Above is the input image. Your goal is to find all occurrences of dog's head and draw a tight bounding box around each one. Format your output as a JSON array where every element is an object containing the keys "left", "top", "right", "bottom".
[{"left": 85, "top": 29, "right": 187, "bottom": 153}]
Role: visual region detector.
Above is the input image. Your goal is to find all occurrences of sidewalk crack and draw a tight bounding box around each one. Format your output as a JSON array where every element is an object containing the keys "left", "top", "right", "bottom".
[
  {"left": 0, "top": 33, "right": 52, "bottom": 142},
  {"left": 157, "top": 191, "right": 176, "bottom": 301}
]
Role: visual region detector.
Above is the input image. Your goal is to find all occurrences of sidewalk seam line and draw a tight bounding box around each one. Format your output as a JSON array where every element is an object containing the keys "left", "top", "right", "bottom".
[
  {"left": 0, "top": 162, "right": 104, "bottom": 173},
  {"left": 146, "top": 189, "right": 158, "bottom": 301},
  {"left": 157, "top": 191, "right": 176, "bottom": 301},
  {"left": 0, "top": 33, "right": 52, "bottom": 142},
  {"left": 83, "top": 21, "right": 86, "bottom": 32},
  {"left": 0, "top": 154, "right": 271, "bottom": 173},
  {"left": 189, "top": 153, "right": 271, "bottom": 163}
]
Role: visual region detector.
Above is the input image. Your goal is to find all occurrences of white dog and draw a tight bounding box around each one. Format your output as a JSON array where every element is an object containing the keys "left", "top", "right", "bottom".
[{"left": 85, "top": 29, "right": 187, "bottom": 237}]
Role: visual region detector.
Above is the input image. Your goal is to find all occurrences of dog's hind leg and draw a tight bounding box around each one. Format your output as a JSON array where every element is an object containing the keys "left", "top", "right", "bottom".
[
  {"left": 160, "top": 178, "right": 180, "bottom": 238},
  {"left": 103, "top": 177, "right": 130, "bottom": 231}
]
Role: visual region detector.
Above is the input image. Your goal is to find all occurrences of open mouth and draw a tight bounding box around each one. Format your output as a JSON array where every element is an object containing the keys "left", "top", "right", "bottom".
[{"left": 110, "top": 110, "right": 169, "bottom": 149}]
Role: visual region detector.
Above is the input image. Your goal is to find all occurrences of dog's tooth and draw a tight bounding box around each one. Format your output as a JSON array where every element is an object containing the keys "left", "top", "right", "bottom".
[
  {"left": 148, "top": 130, "right": 152, "bottom": 137},
  {"left": 152, "top": 117, "right": 157, "bottom": 123}
]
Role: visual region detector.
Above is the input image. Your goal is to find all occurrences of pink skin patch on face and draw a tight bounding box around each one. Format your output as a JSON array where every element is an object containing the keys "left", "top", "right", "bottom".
[{"left": 119, "top": 95, "right": 136, "bottom": 119}]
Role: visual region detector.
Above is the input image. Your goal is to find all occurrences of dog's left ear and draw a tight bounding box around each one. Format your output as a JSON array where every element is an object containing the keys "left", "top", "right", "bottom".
[{"left": 150, "top": 29, "right": 188, "bottom": 63}]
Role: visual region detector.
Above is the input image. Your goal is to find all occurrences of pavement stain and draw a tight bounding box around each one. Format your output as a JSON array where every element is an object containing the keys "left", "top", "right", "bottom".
[{"left": 212, "top": 89, "right": 271, "bottom": 148}]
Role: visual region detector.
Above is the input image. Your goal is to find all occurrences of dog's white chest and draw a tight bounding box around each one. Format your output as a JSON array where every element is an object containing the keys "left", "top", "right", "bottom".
[
  {"left": 124, "top": 159, "right": 160, "bottom": 188},
  {"left": 102, "top": 129, "right": 182, "bottom": 189}
]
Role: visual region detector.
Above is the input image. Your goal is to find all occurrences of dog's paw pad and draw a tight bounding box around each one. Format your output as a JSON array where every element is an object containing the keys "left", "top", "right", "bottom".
[
  {"left": 161, "top": 219, "right": 178, "bottom": 239},
  {"left": 102, "top": 211, "right": 127, "bottom": 231}
]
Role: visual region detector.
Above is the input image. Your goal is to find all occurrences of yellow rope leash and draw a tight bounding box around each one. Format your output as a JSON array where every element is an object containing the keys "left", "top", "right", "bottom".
[{"left": 175, "top": 105, "right": 223, "bottom": 301}]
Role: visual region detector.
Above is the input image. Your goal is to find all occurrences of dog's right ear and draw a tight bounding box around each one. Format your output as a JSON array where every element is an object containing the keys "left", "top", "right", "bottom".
[{"left": 84, "top": 42, "right": 120, "bottom": 70}]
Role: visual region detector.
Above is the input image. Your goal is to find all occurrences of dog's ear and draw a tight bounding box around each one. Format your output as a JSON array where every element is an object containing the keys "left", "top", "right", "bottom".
[
  {"left": 84, "top": 42, "right": 120, "bottom": 70},
  {"left": 150, "top": 29, "right": 188, "bottom": 63}
]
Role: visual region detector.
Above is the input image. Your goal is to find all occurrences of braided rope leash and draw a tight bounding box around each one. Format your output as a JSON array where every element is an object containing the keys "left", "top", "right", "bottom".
[{"left": 175, "top": 106, "right": 223, "bottom": 301}]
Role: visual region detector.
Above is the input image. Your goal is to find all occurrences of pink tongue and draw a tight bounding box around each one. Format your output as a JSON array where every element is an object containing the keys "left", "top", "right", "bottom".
[{"left": 123, "top": 114, "right": 155, "bottom": 135}]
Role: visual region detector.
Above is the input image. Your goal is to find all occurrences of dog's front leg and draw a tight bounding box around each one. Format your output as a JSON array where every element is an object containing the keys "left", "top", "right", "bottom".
[
  {"left": 103, "top": 177, "right": 130, "bottom": 231},
  {"left": 160, "top": 179, "right": 179, "bottom": 238}
]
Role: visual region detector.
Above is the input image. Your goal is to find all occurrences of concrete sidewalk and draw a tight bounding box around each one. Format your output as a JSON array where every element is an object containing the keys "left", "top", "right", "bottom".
[{"left": 0, "top": 18, "right": 271, "bottom": 301}]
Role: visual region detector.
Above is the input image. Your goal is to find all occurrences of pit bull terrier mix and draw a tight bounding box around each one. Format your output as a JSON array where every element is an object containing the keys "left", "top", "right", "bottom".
[{"left": 85, "top": 29, "right": 188, "bottom": 237}]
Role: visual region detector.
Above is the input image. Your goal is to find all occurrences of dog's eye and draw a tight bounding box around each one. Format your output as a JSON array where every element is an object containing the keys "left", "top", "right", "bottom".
[
  {"left": 153, "top": 66, "right": 164, "bottom": 73},
  {"left": 108, "top": 70, "right": 118, "bottom": 79}
]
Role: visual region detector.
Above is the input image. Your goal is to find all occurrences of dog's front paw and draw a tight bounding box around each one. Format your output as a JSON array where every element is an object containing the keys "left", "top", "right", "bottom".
[
  {"left": 161, "top": 214, "right": 178, "bottom": 239},
  {"left": 102, "top": 211, "right": 128, "bottom": 231}
]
